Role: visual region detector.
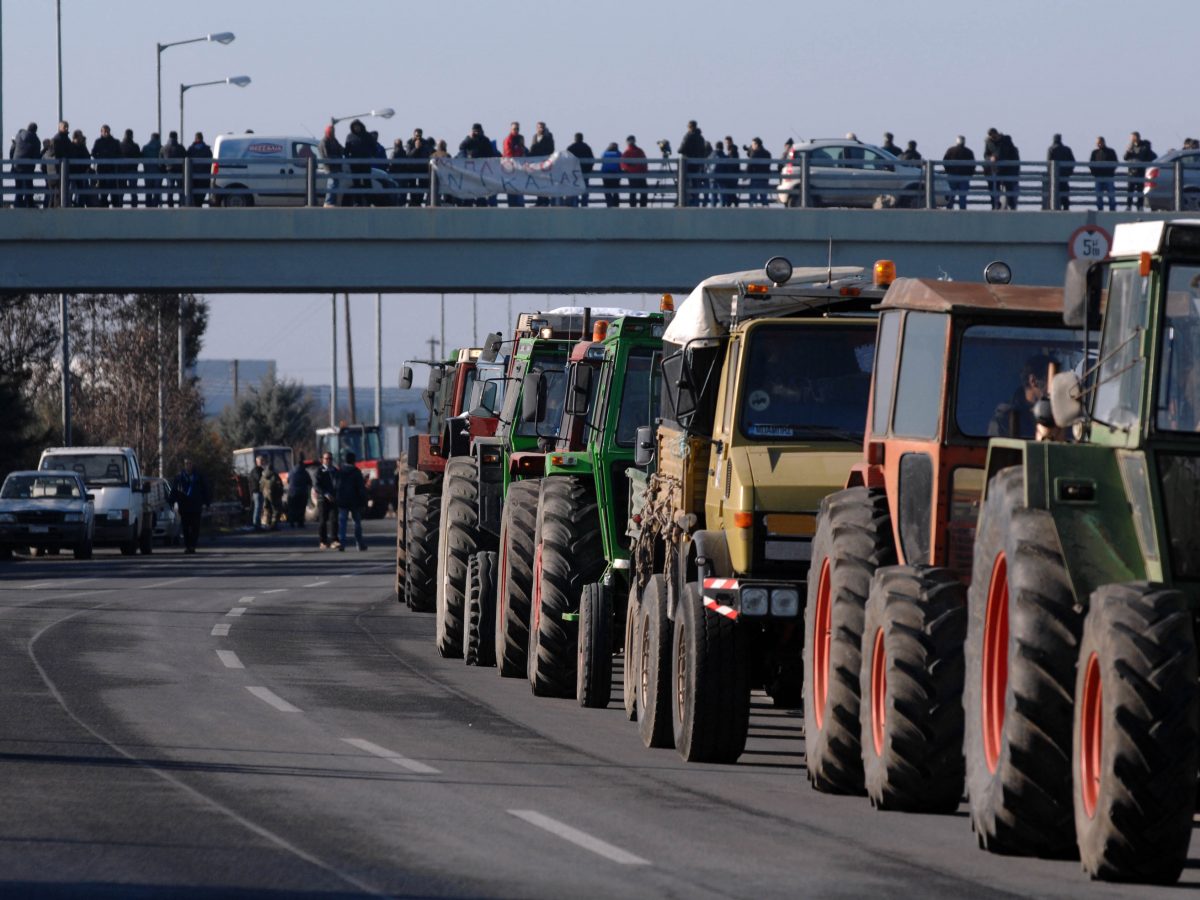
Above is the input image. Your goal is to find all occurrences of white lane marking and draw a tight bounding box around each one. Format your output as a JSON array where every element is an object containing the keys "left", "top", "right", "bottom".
[
  {"left": 304, "top": 581, "right": 330, "bottom": 588},
  {"left": 341, "top": 738, "right": 441, "bottom": 775},
  {"left": 262, "top": 588, "right": 288, "bottom": 594},
  {"left": 211, "top": 623, "right": 231, "bottom": 636},
  {"left": 507, "top": 810, "right": 650, "bottom": 866},
  {"left": 246, "top": 686, "right": 300, "bottom": 712},
  {"left": 238, "top": 596, "right": 255, "bottom": 604},
  {"left": 226, "top": 607, "right": 247, "bottom": 617},
  {"left": 143, "top": 577, "right": 189, "bottom": 589},
  {"left": 216, "top": 650, "right": 244, "bottom": 669}
]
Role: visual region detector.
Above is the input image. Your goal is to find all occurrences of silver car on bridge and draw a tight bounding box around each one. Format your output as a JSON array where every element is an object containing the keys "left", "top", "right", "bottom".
[{"left": 777, "top": 138, "right": 949, "bottom": 208}]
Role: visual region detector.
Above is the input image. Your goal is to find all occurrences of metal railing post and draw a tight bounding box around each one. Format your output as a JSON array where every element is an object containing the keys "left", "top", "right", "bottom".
[
  {"left": 59, "top": 160, "right": 69, "bottom": 208},
  {"left": 428, "top": 163, "right": 439, "bottom": 208},
  {"left": 676, "top": 155, "right": 687, "bottom": 208},
  {"left": 924, "top": 159, "right": 934, "bottom": 209},
  {"left": 306, "top": 156, "right": 316, "bottom": 207},
  {"left": 1175, "top": 158, "right": 1184, "bottom": 210},
  {"left": 1049, "top": 160, "right": 1059, "bottom": 211},
  {"left": 183, "top": 157, "right": 194, "bottom": 206},
  {"left": 800, "top": 155, "right": 810, "bottom": 209}
]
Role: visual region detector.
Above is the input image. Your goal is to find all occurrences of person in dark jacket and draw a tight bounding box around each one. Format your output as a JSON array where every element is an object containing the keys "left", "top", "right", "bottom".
[
  {"left": 286, "top": 459, "right": 312, "bottom": 528},
  {"left": 985, "top": 128, "right": 1020, "bottom": 210},
  {"left": 600, "top": 141, "right": 622, "bottom": 208},
  {"left": 91, "top": 124, "right": 122, "bottom": 207},
  {"left": 745, "top": 137, "right": 772, "bottom": 206},
  {"left": 171, "top": 457, "right": 210, "bottom": 554},
  {"left": 899, "top": 140, "right": 922, "bottom": 161},
  {"left": 1046, "top": 134, "right": 1075, "bottom": 210},
  {"left": 720, "top": 136, "right": 741, "bottom": 207},
  {"left": 118, "top": 128, "right": 141, "bottom": 207},
  {"left": 343, "top": 119, "right": 374, "bottom": 206},
  {"left": 186, "top": 132, "right": 212, "bottom": 207},
  {"left": 1124, "top": 131, "right": 1154, "bottom": 211},
  {"left": 405, "top": 129, "right": 433, "bottom": 206},
  {"left": 68, "top": 130, "right": 92, "bottom": 207},
  {"left": 678, "top": 120, "right": 707, "bottom": 206},
  {"left": 141, "top": 132, "right": 162, "bottom": 207},
  {"left": 881, "top": 132, "right": 901, "bottom": 157},
  {"left": 388, "top": 137, "right": 409, "bottom": 207},
  {"left": 159, "top": 131, "right": 186, "bottom": 207},
  {"left": 314, "top": 451, "right": 339, "bottom": 548},
  {"left": 529, "top": 122, "right": 555, "bottom": 206},
  {"left": 457, "top": 123, "right": 496, "bottom": 207},
  {"left": 318, "top": 124, "right": 344, "bottom": 207},
  {"left": 335, "top": 451, "right": 368, "bottom": 551},
  {"left": 942, "top": 136, "right": 976, "bottom": 209},
  {"left": 1090, "top": 136, "right": 1118, "bottom": 211},
  {"left": 566, "top": 132, "right": 594, "bottom": 207},
  {"left": 9, "top": 122, "right": 40, "bottom": 208}
]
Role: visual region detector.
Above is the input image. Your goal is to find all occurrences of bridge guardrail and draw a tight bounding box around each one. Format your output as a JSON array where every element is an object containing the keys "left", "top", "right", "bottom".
[{"left": 2, "top": 155, "right": 1194, "bottom": 212}]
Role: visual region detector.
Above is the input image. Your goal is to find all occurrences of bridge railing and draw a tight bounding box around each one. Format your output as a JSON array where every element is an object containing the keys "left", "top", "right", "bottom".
[{"left": 1, "top": 155, "right": 1193, "bottom": 212}]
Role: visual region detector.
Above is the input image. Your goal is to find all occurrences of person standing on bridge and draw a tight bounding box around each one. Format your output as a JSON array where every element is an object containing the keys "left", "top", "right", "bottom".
[
  {"left": 118, "top": 129, "right": 141, "bottom": 208},
  {"left": 566, "top": 132, "right": 594, "bottom": 207},
  {"left": 1090, "top": 136, "right": 1118, "bottom": 211},
  {"left": 9, "top": 122, "right": 40, "bottom": 209},
  {"left": 942, "top": 136, "right": 975, "bottom": 209},
  {"left": 600, "top": 142, "right": 622, "bottom": 207},
  {"left": 678, "top": 121, "right": 707, "bottom": 207},
  {"left": 319, "top": 125, "right": 344, "bottom": 208},
  {"left": 881, "top": 132, "right": 901, "bottom": 157},
  {"left": 621, "top": 136, "right": 648, "bottom": 207},
  {"left": 405, "top": 129, "right": 432, "bottom": 207},
  {"left": 171, "top": 457, "right": 210, "bottom": 554},
  {"left": 187, "top": 132, "right": 212, "bottom": 207},
  {"left": 91, "top": 125, "right": 121, "bottom": 207},
  {"left": 344, "top": 120, "right": 374, "bottom": 207},
  {"left": 142, "top": 132, "right": 162, "bottom": 208},
  {"left": 502, "top": 122, "right": 527, "bottom": 208},
  {"left": 160, "top": 131, "right": 186, "bottom": 207},
  {"left": 1124, "top": 131, "right": 1154, "bottom": 211},
  {"left": 314, "top": 451, "right": 339, "bottom": 548},
  {"left": 69, "top": 130, "right": 92, "bottom": 208},
  {"left": 530, "top": 122, "right": 555, "bottom": 207},
  {"left": 336, "top": 451, "right": 368, "bottom": 552},
  {"left": 1046, "top": 134, "right": 1076, "bottom": 210}
]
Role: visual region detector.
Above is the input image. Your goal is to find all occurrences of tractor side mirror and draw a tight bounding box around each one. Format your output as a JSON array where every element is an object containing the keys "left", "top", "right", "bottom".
[
  {"left": 480, "top": 332, "right": 503, "bottom": 363},
  {"left": 1063, "top": 259, "right": 1104, "bottom": 329},
  {"left": 634, "top": 425, "right": 655, "bottom": 468},
  {"left": 520, "top": 371, "right": 545, "bottom": 424},
  {"left": 565, "top": 365, "right": 593, "bottom": 416},
  {"left": 400, "top": 365, "right": 413, "bottom": 390},
  {"left": 426, "top": 368, "right": 444, "bottom": 394},
  {"left": 1049, "top": 371, "right": 1084, "bottom": 427}
]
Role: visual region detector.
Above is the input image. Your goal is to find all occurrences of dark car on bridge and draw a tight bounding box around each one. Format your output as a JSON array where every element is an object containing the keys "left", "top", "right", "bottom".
[{"left": 0, "top": 469, "right": 95, "bottom": 559}]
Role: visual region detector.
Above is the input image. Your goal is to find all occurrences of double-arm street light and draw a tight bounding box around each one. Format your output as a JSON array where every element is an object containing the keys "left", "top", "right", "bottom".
[
  {"left": 180, "top": 75, "right": 250, "bottom": 137},
  {"left": 157, "top": 31, "right": 235, "bottom": 137},
  {"left": 330, "top": 108, "right": 395, "bottom": 127}
]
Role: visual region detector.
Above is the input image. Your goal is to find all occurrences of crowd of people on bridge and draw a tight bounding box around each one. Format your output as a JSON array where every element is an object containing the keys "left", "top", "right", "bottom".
[{"left": 7, "top": 116, "right": 1194, "bottom": 211}]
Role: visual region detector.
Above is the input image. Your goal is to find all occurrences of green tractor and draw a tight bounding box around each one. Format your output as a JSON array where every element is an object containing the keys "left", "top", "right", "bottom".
[
  {"left": 525, "top": 312, "right": 666, "bottom": 702},
  {"left": 969, "top": 220, "right": 1200, "bottom": 883}
]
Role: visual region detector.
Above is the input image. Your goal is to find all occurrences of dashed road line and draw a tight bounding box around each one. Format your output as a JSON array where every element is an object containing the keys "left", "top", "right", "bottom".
[
  {"left": 238, "top": 596, "right": 255, "bottom": 604},
  {"left": 216, "top": 650, "right": 244, "bottom": 669},
  {"left": 507, "top": 810, "right": 650, "bottom": 866},
  {"left": 211, "top": 623, "right": 231, "bottom": 637},
  {"left": 262, "top": 588, "right": 288, "bottom": 594},
  {"left": 226, "top": 607, "right": 247, "bottom": 617},
  {"left": 246, "top": 686, "right": 300, "bottom": 712},
  {"left": 304, "top": 581, "right": 330, "bottom": 588},
  {"left": 341, "top": 738, "right": 441, "bottom": 775}
]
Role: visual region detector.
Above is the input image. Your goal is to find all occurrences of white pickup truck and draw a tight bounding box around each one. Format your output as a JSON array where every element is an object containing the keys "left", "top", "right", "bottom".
[{"left": 38, "top": 446, "right": 152, "bottom": 555}]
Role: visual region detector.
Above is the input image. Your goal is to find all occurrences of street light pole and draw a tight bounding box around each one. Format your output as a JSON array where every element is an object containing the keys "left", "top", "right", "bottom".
[
  {"left": 180, "top": 75, "right": 250, "bottom": 138},
  {"left": 329, "top": 108, "right": 395, "bottom": 128},
  {"left": 55, "top": 0, "right": 62, "bottom": 122},
  {"left": 156, "top": 32, "right": 234, "bottom": 139}
]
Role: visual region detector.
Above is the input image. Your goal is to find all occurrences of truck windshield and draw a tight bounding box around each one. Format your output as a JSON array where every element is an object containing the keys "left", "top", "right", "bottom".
[
  {"left": 738, "top": 324, "right": 875, "bottom": 442},
  {"left": 325, "top": 429, "right": 381, "bottom": 461},
  {"left": 956, "top": 324, "right": 1088, "bottom": 438},
  {"left": 517, "top": 353, "right": 567, "bottom": 437},
  {"left": 40, "top": 453, "right": 128, "bottom": 486},
  {"left": 615, "top": 349, "right": 659, "bottom": 447},
  {"left": 1156, "top": 264, "right": 1200, "bottom": 433},
  {"left": 471, "top": 361, "right": 506, "bottom": 414}
]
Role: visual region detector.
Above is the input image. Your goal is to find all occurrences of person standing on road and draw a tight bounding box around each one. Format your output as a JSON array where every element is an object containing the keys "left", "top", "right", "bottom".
[
  {"left": 249, "top": 454, "right": 265, "bottom": 531},
  {"left": 1124, "top": 131, "right": 1154, "bottom": 211},
  {"left": 118, "top": 128, "right": 141, "bottom": 208},
  {"left": 1046, "top": 134, "right": 1076, "bottom": 210},
  {"left": 942, "top": 136, "right": 976, "bottom": 209},
  {"left": 318, "top": 124, "right": 344, "bottom": 208},
  {"left": 187, "top": 132, "right": 212, "bottom": 207},
  {"left": 260, "top": 461, "right": 284, "bottom": 530},
  {"left": 336, "top": 452, "right": 368, "bottom": 551},
  {"left": 171, "top": 457, "right": 210, "bottom": 554},
  {"left": 621, "top": 136, "right": 648, "bottom": 207},
  {"left": 9, "top": 122, "right": 40, "bottom": 209},
  {"left": 314, "top": 451, "right": 339, "bottom": 548},
  {"left": 1090, "top": 136, "right": 1118, "bottom": 211},
  {"left": 286, "top": 458, "right": 312, "bottom": 528},
  {"left": 160, "top": 131, "right": 186, "bottom": 207},
  {"left": 600, "top": 141, "right": 622, "bottom": 208},
  {"left": 141, "top": 131, "right": 162, "bottom": 207}
]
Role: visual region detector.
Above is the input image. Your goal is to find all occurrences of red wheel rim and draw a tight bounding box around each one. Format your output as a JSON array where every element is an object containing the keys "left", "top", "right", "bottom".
[
  {"left": 532, "top": 543, "right": 544, "bottom": 635},
  {"left": 1080, "top": 652, "right": 1102, "bottom": 819},
  {"left": 982, "top": 552, "right": 1009, "bottom": 774},
  {"left": 870, "top": 627, "right": 887, "bottom": 758},
  {"left": 813, "top": 558, "right": 832, "bottom": 731}
]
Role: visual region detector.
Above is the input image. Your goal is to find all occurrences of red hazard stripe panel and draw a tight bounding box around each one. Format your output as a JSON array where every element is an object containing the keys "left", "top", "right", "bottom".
[
  {"left": 703, "top": 598, "right": 739, "bottom": 620},
  {"left": 703, "top": 577, "right": 740, "bottom": 591}
]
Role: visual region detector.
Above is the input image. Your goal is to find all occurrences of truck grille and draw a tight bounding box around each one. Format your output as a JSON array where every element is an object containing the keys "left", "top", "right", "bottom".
[{"left": 15, "top": 510, "right": 66, "bottom": 525}]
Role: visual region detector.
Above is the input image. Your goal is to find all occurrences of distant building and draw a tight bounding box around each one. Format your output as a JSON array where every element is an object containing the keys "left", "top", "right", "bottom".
[{"left": 194, "top": 359, "right": 275, "bottom": 417}]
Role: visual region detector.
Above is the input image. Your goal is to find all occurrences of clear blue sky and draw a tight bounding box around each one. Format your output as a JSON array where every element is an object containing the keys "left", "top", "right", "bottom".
[{"left": 4, "top": 0, "right": 1194, "bottom": 384}]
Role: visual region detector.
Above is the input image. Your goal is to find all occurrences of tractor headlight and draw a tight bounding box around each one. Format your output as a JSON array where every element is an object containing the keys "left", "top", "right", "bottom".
[
  {"left": 740, "top": 587, "right": 769, "bottom": 616},
  {"left": 770, "top": 588, "right": 800, "bottom": 617}
]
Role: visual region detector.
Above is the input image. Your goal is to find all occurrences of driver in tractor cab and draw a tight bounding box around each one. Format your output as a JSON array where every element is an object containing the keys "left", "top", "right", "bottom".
[{"left": 988, "top": 354, "right": 1054, "bottom": 438}]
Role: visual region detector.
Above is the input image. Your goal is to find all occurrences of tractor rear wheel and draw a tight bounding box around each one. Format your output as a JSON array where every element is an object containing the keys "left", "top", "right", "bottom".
[
  {"left": 804, "top": 486, "right": 895, "bottom": 795},
  {"left": 464, "top": 551, "right": 498, "bottom": 667},
  {"left": 623, "top": 582, "right": 640, "bottom": 721},
  {"left": 964, "top": 466, "right": 1082, "bottom": 857},
  {"left": 528, "top": 477, "right": 605, "bottom": 697},
  {"left": 495, "top": 479, "right": 539, "bottom": 677},
  {"left": 860, "top": 565, "right": 965, "bottom": 813},
  {"left": 1073, "top": 583, "right": 1198, "bottom": 884},
  {"left": 637, "top": 574, "right": 673, "bottom": 748},
  {"left": 672, "top": 582, "right": 749, "bottom": 763},
  {"left": 435, "top": 459, "right": 485, "bottom": 658},
  {"left": 577, "top": 582, "right": 613, "bottom": 708},
  {"left": 403, "top": 474, "right": 440, "bottom": 612}
]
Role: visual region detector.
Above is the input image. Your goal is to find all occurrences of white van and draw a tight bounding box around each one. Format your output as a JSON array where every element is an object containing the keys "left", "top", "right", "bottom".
[
  {"left": 38, "top": 446, "right": 152, "bottom": 555},
  {"left": 210, "top": 134, "right": 400, "bottom": 207}
]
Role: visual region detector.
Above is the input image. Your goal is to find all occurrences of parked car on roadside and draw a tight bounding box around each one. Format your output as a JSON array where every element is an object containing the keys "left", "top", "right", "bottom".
[
  {"left": 777, "top": 138, "right": 949, "bottom": 208},
  {"left": 145, "top": 477, "right": 181, "bottom": 546},
  {"left": 1144, "top": 148, "right": 1200, "bottom": 211},
  {"left": 38, "top": 446, "right": 152, "bottom": 555},
  {"left": 0, "top": 470, "right": 95, "bottom": 560}
]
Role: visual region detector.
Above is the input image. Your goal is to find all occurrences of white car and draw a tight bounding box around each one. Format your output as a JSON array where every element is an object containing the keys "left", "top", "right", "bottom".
[
  {"left": 778, "top": 138, "right": 949, "bottom": 209},
  {"left": 38, "top": 446, "right": 152, "bottom": 555}
]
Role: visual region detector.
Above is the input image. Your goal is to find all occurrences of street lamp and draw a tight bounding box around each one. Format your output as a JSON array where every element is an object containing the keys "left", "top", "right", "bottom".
[
  {"left": 157, "top": 31, "right": 235, "bottom": 138},
  {"left": 179, "top": 75, "right": 250, "bottom": 137},
  {"left": 330, "top": 108, "right": 394, "bottom": 127}
]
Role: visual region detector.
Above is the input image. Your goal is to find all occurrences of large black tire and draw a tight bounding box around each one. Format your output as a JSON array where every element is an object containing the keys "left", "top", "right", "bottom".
[
  {"left": 139, "top": 520, "right": 153, "bottom": 555},
  {"left": 435, "top": 458, "right": 485, "bottom": 658},
  {"left": 860, "top": 565, "right": 965, "bottom": 813},
  {"left": 1073, "top": 583, "right": 1198, "bottom": 884},
  {"left": 495, "top": 479, "right": 539, "bottom": 677},
  {"left": 528, "top": 477, "right": 605, "bottom": 698},
  {"left": 964, "top": 466, "right": 1082, "bottom": 858},
  {"left": 637, "top": 574, "right": 674, "bottom": 748},
  {"left": 672, "top": 583, "right": 750, "bottom": 763},
  {"left": 404, "top": 482, "right": 440, "bottom": 613},
  {"left": 804, "top": 486, "right": 895, "bottom": 794},
  {"left": 73, "top": 536, "right": 93, "bottom": 560},
  {"left": 577, "top": 582, "right": 613, "bottom": 708},
  {"left": 464, "top": 551, "right": 498, "bottom": 667},
  {"left": 623, "top": 582, "right": 640, "bottom": 721}
]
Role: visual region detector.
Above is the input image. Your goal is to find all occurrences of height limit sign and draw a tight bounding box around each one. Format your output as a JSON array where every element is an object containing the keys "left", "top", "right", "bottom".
[{"left": 1068, "top": 225, "right": 1111, "bottom": 261}]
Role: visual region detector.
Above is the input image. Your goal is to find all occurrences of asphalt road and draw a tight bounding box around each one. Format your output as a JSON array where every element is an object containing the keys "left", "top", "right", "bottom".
[{"left": 1, "top": 519, "right": 1196, "bottom": 899}]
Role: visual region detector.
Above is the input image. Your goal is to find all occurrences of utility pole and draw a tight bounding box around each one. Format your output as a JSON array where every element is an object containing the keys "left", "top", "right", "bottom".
[
  {"left": 439, "top": 293, "right": 445, "bottom": 359},
  {"left": 178, "top": 299, "right": 185, "bottom": 387},
  {"left": 232, "top": 359, "right": 239, "bottom": 402},
  {"left": 344, "top": 292, "right": 357, "bottom": 422},
  {"left": 157, "top": 300, "right": 165, "bottom": 477},
  {"left": 472, "top": 292, "right": 478, "bottom": 346},
  {"left": 60, "top": 294, "right": 71, "bottom": 445},
  {"left": 374, "top": 293, "right": 382, "bottom": 427},
  {"left": 330, "top": 294, "right": 337, "bottom": 427},
  {"left": 426, "top": 336, "right": 438, "bottom": 360}
]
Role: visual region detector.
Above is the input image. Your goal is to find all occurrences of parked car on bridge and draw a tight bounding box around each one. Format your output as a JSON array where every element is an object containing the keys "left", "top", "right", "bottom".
[
  {"left": 210, "top": 134, "right": 399, "bottom": 207},
  {"left": 1144, "top": 148, "right": 1200, "bottom": 211},
  {"left": 777, "top": 138, "right": 949, "bottom": 208},
  {"left": 0, "top": 470, "right": 95, "bottom": 559}
]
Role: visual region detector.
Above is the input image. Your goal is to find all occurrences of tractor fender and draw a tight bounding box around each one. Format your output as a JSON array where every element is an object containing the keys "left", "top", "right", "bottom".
[
  {"left": 846, "top": 462, "right": 885, "bottom": 490},
  {"left": 673, "top": 529, "right": 732, "bottom": 619}
]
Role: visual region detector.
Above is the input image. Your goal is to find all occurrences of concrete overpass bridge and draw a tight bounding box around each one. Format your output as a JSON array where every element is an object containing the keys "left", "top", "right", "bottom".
[{"left": 0, "top": 207, "right": 1173, "bottom": 295}]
